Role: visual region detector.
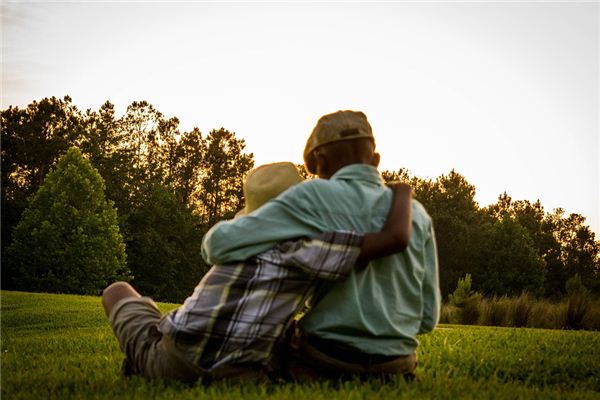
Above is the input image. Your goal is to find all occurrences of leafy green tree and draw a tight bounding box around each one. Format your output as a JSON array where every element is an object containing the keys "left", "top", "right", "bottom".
[
  {"left": 381, "top": 169, "right": 488, "bottom": 297},
  {"left": 1, "top": 97, "right": 260, "bottom": 301},
  {"left": 79, "top": 101, "right": 134, "bottom": 220},
  {"left": 120, "top": 101, "right": 162, "bottom": 176},
  {"left": 381, "top": 168, "right": 413, "bottom": 185},
  {"left": 548, "top": 209, "right": 600, "bottom": 294},
  {"left": 155, "top": 116, "right": 181, "bottom": 187},
  {"left": 197, "top": 128, "right": 254, "bottom": 226},
  {"left": 125, "top": 182, "right": 207, "bottom": 302},
  {"left": 448, "top": 273, "right": 483, "bottom": 324},
  {"left": 565, "top": 273, "right": 591, "bottom": 297},
  {"left": 490, "top": 193, "right": 600, "bottom": 296},
  {"left": 475, "top": 217, "right": 546, "bottom": 296},
  {"left": 172, "top": 128, "right": 205, "bottom": 207},
  {"left": 418, "top": 171, "right": 487, "bottom": 297},
  {"left": 1, "top": 96, "right": 83, "bottom": 201},
  {"left": 1, "top": 96, "right": 84, "bottom": 271},
  {"left": 5, "top": 147, "right": 130, "bottom": 294},
  {"left": 487, "top": 194, "right": 564, "bottom": 297},
  {"left": 448, "top": 273, "right": 481, "bottom": 308}
]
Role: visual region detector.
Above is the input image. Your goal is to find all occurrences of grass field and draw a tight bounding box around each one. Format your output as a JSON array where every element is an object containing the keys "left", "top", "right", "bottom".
[{"left": 2, "top": 291, "right": 599, "bottom": 399}]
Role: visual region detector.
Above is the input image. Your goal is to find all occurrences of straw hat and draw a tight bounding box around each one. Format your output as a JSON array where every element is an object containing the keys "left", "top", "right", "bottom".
[{"left": 238, "top": 162, "right": 304, "bottom": 216}]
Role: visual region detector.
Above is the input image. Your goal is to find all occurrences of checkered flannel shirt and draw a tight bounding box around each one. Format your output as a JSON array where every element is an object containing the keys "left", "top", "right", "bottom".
[{"left": 158, "top": 231, "right": 363, "bottom": 371}]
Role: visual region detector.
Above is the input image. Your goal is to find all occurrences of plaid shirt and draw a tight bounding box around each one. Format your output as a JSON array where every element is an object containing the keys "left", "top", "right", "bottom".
[{"left": 158, "top": 231, "right": 363, "bottom": 371}]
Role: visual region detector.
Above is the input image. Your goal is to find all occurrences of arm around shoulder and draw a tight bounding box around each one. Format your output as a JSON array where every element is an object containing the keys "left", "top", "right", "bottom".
[
  {"left": 201, "top": 189, "right": 321, "bottom": 265},
  {"left": 357, "top": 182, "right": 413, "bottom": 265}
]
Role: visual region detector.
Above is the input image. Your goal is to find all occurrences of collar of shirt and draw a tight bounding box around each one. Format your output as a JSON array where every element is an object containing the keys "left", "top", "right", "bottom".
[{"left": 329, "top": 164, "right": 385, "bottom": 187}]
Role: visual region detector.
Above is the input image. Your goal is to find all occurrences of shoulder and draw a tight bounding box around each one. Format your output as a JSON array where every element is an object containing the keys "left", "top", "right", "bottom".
[
  {"left": 295, "top": 178, "right": 337, "bottom": 192},
  {"left": 278, "top": 178, "right": 341, "bottom": 203}
]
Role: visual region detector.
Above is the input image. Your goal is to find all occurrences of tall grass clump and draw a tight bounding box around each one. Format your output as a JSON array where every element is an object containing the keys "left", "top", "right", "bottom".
[
  {"left": 510, "top": 292, "right": 534, "bottom": 327},
  {"left": 479, "top": 296, "right": 513, "bottom": 327},
  {"left": 564, "top": 274, "right": 592, "bottom": 330},
  {"left": 526, "top": 300, "right": 566, "bottom": 330},
  {"left": 581, "top": 300, "right": 600, "bottom": 331},
  {"left": 439, "top": 304, "right": 460, "bottom": 324},
  {"left": 443, "top": 274, "right": 600, "bottom": 330}
]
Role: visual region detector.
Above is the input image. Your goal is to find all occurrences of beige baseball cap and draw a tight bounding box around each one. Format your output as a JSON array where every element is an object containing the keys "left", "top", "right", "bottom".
[
  {"left": 237, "top": 162, "right": 304, "bottom": 216},
  {"left": 303, "top": 110, "right": 374, "bottom": 174}
]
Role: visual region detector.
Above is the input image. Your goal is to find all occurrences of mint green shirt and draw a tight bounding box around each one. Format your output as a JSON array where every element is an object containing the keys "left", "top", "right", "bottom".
[{"left": 201, "top": 164, "right": 440, "bottom": 355}]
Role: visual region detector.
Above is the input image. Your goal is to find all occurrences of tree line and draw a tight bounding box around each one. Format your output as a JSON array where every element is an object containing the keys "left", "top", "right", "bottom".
[
  {"left": 381, "top": 170, "right": 600, "bottom": 298},
  {"left": 2, "top": 96, "right": 253, "bottom": 301},
  {"left": 2, "top": 96, "right": 598, "bottom": 302}
]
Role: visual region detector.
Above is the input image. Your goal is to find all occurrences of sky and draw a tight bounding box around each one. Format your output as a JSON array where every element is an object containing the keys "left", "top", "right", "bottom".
[{"left": 2, "top": 1, "right": 599, "bottom": 236}]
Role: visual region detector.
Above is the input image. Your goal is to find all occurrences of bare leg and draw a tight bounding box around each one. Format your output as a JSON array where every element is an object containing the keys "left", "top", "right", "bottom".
[{"left": 102, "top": 281, "right": 141, "bottom": 317}]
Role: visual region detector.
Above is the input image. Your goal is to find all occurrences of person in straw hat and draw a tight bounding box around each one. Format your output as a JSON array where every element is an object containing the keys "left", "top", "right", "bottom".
[
  {"left": 101, "top": 160, "right": 413, "bottom": 384},
  {"left": 202, "top": 110, "right": 440, "bottom": 381}
]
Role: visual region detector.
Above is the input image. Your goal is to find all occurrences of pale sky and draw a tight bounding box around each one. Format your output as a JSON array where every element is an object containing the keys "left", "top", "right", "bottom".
[{"left": 2, "top": 1, "right": 599, "bottom": 235}]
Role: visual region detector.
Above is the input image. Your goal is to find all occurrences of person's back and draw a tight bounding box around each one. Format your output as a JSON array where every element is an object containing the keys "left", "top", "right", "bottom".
[
  {"left": 102, "top": 160, "right": 415, "bottom": 383},
  {"left": 202, "top": 110, "right": 440, "bottom": 379},
  {"left": 288, "top": 165, "right": 438, "bottom": 355}
]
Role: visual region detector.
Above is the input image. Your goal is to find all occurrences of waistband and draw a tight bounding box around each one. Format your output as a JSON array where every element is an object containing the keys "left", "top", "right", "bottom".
[{"left": 306, "top": 334, "right": 403, "bottom": 365}]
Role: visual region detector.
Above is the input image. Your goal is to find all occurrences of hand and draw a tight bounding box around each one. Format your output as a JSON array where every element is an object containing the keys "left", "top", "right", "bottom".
[{"left": 386, "top": 181, "right": 412, "bottom": 196}]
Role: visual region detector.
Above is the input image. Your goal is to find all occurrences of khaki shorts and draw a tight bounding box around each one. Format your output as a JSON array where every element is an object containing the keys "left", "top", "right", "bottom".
[{"left": 108, "top": 296, "right": 204, "bottom": 384}]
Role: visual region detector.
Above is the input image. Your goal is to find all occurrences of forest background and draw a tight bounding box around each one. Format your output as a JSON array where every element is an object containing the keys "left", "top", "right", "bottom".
[{"left": 2, "top": 96, "right": 599, "bottom": 304}]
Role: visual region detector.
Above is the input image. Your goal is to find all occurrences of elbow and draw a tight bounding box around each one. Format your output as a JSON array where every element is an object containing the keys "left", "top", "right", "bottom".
[
  {"left": 398, "top": 235, "right": 410, "bottom": 251},
  {"left": 201, "top": 240, "right": 216, "bottom": 265},
  {"left": 201, "top": 229, "right": 225, "bottom": 265},
  {"left": 392, "top": 231, "right": 411, "bottom": 252}
]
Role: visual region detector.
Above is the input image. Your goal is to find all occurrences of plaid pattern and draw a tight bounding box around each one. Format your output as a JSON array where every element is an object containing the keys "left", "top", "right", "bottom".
[{"left": 158, "top": 231, "right": 362, "bottom": 371}]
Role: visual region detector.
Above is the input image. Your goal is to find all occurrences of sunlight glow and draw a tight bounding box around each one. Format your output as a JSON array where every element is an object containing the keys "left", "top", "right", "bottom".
[{"left": 2, "top": 2, "right": 598, "bottom": 234}]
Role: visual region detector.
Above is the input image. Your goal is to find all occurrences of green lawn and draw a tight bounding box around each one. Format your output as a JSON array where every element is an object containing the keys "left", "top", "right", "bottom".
[{"left": 2, "top": 290, "right": 599, "bottom": 399}]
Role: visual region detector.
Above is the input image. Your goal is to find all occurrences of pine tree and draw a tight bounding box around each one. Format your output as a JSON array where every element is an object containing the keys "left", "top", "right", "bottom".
[{"left": 6, "top": 147, "right": 130, "bottom": 294}]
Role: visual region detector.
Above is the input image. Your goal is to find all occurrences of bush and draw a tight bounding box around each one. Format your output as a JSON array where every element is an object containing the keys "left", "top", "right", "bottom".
[
  {"left": 565, "top": 274, "right": 592, "bottom": 330},
  {"left": 566, "top": 274, "right": 591, "bottom": 297},
  {"left": 581, "top": 300, "right": 600, "bottom": 331},
  {"left": 462, "top": 293, "right": 483, "bottom": 325},
  {"left": 482, "top": 296, "right": 512, "bottom": 327},
  {"left": 125, "top": 182, "right": 206, "bottom": 303},
  {"left": 527, "top": 300, "right": 565, "bottom": 330},
  {"left": 5, "top": 147, "right": 130, "bottom": 294},
  {"left": 511, "top": 292, "right": 535, "bottom": 327},
  {"left": 566, "top": 294, "right": 592, "bottom": 330},
  {"left": 439, "top": 304, "right": 461, "bottom": 324},
  {"left": 447, "top": 274, "right": 484, "bottom": 324},
  {"left": 448, "top": 274, "right": 477, "bottom": 308},
  {"left": 439, "top": 286, "right": 598, "bottom": 331}
]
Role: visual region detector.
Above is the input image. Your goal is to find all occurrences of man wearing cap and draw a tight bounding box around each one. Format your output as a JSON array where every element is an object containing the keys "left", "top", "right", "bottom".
[
  {"left": 202, "top": 110, "right": 440, "bottom": 380},
  {"left": 101, "top": 161, "right": 413, "bottom": 383}
]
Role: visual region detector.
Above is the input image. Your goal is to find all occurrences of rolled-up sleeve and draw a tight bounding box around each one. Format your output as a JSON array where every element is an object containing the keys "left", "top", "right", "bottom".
[
  {"left": 259, "top": 231, "right": 364, "bottom": 281},
  {"left": 201, "top": 186, "right": 323, "bottom": 265}
]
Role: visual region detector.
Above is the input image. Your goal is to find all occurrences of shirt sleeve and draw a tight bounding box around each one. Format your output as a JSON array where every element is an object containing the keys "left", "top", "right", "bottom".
[
  {"left": 257, "top": 231, "right": 364, "bottom": 281},
  {"left": 418, "top": 222, "right": 441, "bottom": 334},
  {"left": 201, "top": 183, "right": 324, "bottom": 265}
]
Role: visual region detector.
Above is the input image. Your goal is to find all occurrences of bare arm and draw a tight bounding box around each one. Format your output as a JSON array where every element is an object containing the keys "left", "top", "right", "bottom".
[{"left": 356, "top": 182, "right": 413, "bottom": 265}]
